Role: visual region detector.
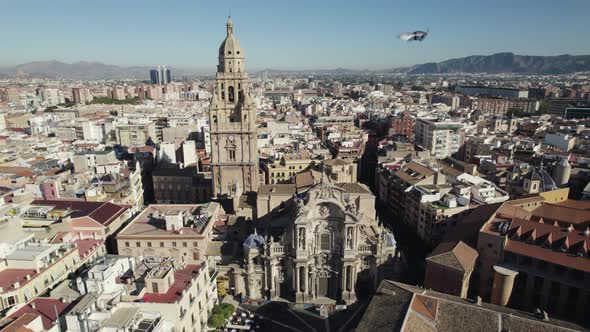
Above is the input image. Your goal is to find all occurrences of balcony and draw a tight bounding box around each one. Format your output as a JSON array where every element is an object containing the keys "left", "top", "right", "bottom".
[{"left": 359, "top": 245, "right": 376, "bottom": 254}]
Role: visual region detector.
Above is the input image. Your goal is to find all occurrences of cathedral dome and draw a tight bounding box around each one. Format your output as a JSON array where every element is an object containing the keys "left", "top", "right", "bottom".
[
  {"left": 526, "top": 167, "right": 557, "bottom": 192},
  {"left": 243, "top": 229, "right": 265, "bottom": 249},
  {"left": 218, "top": 18, "right": 243, "bottom": 58}
]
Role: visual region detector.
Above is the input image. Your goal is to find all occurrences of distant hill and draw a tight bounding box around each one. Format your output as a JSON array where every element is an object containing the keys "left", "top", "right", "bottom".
[
  {"left": 402, "top": 52, "right": 590, "bottom": 74},
  {"left": 0, "top": 61, "right": 208, "bottom": 80},
  {"left": 2, "top": 53, "right": 590, "bottom": 79},
  {"left": 3, "top": 61, "right": 152, "bottom": 80}
]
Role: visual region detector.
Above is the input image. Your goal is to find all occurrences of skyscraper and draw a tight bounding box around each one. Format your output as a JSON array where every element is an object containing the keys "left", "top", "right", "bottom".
[
  {"left": 149, "top": 69, "right": 159, "bottom": 85},
  {"left": 209, "top": 18, "right": 259, "bottom": 203},
  {"left": 149, "top": 65, "right": 172, "bottom": 85}
]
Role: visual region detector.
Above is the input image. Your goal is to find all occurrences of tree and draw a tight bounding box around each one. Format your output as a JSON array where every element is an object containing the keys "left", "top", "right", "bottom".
[
  {"left": 208, "top": 303, "right": 235, "bottom": 329},
  {"left": 219, "top": 303, "right": 235, "bottom": 316},
  {"left": 507, "top": 108, "right": 528, "bottom": 118},
  {"left": 538, "top": 100, "right": 550, "bottom": 114},
  {"left": 208, "top": 313, "right": 225, "bottom": 329}
]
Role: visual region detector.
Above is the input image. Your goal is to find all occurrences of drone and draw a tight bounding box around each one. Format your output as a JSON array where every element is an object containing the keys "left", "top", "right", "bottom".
[{"left": 398, "top": 29, "right": 429, "bottom": 42}]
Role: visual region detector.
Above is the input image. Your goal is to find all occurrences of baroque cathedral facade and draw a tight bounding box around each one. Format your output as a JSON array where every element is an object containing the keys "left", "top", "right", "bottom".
[
  {"left": 210, "top": 19, "right": 400, "bottom": 304},
  {"left": 240, "top": 178, "right": 399, "bottom": 304}
]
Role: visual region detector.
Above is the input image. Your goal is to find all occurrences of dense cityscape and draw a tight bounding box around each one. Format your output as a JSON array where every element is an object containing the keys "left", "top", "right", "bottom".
[{"left": 1, "top": 5, "right": 590, "bottom": 332}]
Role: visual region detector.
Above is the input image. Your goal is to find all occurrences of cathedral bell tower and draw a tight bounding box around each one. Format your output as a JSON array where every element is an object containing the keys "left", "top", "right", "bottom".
[{"left": 210, "top": 18, "right": 259, "bottom": 205}]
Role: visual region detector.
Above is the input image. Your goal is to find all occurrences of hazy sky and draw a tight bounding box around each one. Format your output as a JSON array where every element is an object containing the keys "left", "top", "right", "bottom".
[{"left": 2, "top": 0, "right": 590, "bottom": 71}]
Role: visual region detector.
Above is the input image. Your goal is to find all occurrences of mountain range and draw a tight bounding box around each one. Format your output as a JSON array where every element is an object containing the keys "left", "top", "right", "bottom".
[
  {"left": 400, "top": 52, "right": 590, "bottom": 75},
  {"left": 0, "top": 61, "right": 155, "bottom": 80},
  {"left": 1, "top": 53, "right": 589, "bottom": 79}
]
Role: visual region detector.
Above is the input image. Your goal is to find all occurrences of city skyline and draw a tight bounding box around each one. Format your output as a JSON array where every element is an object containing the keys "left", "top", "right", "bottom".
[{"left": 2, "top": 0, "right": 590, "bottom": 70}]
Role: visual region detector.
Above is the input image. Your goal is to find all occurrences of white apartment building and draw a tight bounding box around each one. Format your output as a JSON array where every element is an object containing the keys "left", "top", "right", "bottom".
[
  {"left": 37, "top": 88, "right": 65, "bottom": 107},
  {"left": 415, "top": 118, "right": 465, "bottom": 159}
]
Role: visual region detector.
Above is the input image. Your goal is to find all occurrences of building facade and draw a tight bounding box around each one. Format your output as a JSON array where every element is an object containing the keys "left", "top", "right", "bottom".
[{"left": 233, "top": 179, "right": 399, "bottom": 304}]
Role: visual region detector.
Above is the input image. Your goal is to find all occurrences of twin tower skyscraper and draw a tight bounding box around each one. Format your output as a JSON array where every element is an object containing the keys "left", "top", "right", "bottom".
[{"left": 150, "top": 65, "right": 171, "bottom": 85}]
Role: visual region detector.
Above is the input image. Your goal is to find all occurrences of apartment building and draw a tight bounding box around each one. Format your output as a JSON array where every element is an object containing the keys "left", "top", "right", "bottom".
[
  {"left": 116, "top": 203, "right": 224, "bottom": 264},
  {"left": 415, "top": 118, "right": 465, "bottom": 159},
  {"left": 116, "top": 122, "right": 159, "bottom": 147}
]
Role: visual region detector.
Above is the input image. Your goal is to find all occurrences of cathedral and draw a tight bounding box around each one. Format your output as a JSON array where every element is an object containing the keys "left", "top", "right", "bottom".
[
  {"left": 209, "top": 19, "right": 400, "bottom": 304},
  {"left": 239, "top": 177, "right": 399, "bottom": 304}
]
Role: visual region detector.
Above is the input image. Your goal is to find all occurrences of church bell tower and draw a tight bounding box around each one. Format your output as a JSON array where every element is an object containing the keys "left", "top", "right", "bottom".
[{"left": 210, "top": 18, "right": 259, "bottom": 203}]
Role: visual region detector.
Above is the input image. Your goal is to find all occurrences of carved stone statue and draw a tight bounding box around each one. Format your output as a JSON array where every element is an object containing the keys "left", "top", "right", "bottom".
[
  {"left": 295, "top": 198, "right": 306, "bottom": 217},
  {"left": 345, "top": 200, "right": 357, "bottom": 215},
  {"left": 346, "top": 227, "right": 354, "bottom": 248},
  {"left": 319, "top": 205, "right": 329, "bottom": 217},
  {"left": 313, "top": 252, "right": 334, "bottom": 278},
  {"left": 298, "top": 228, "right": 306, "bottom": 249}
]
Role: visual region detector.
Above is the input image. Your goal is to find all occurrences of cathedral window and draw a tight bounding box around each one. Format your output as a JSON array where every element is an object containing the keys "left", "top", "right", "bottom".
[
  {"left": 229, "top": 149, "right": 236, "bottom": 161},
  {"left": 212, "top": 115, "right": 217, "bottom": 124},
  {"left": 228, "top": 86, "right": 235, "bottom": 102},
  {"left": 299, "top": 266, "right": 305, "bottom": 292},
  {"left": 228, "top": 51, "right": 232, "bottom": 55},
  {"left": 346, "top": 266, "right": 352, "bottom": 291},
  {"left": 320, "top": 233, "right": 331, "bottom": 250}
]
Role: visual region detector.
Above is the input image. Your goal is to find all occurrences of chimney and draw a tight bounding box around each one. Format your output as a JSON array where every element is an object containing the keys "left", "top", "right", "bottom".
[
  {"left": 13, "top": 282, "right": 20, "bottom": 289},
  {"left": 31, "top": 302, "right": 36, "bottom": 309},
  {"left": 26, "top": 274, "right": 31, "bottom": 280},
  {"left": 476, "top": 296, "right": 482, "bottom": 306},
  {"left": 543, "top": 310, "right": 549, "bottom": 321}
]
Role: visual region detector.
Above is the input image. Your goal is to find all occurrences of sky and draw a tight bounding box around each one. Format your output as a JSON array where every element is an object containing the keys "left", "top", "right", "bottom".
[{"left": 1, "top": 0, "right": 590, "bottom": 71}]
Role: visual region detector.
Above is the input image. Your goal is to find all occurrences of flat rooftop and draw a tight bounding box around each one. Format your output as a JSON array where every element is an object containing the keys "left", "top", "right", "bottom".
[
  {"left": 118, "top": 203, "right": 220, "bottom": 237},
  {"left": 102, "top": 307, "right": 140, "bottom": 329},
  {"left": 4, "top": 243, "right": 59, "bottom": 261},
  {"left": 142, "top": 264, "right": 201, "bottom": 303}
]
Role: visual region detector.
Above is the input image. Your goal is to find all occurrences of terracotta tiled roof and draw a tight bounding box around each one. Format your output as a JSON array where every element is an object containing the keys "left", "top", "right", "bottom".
[
  {"left": 0, "top": 269, "right": 37, "bottom": 293},
  {"left": 0, "top": 313, "right": 37, "bottom": 332},
  {"left": 500, "top": 217, "right": 590, "bottom": 273},
  {"left": 31, "top": 199, "right": 127, "bottom": 227},
  {"left": 531, "top": 203, "right": 590, "bottom": 227},
  {"left": 358, "top": 280, "right": 586, "bottom": 332},
  {"left": 7, "top": 298, "right": 73, "bottom": 330},
  {"left": 142, "top": 264, "right": 201, "bottom": 303},
  {"left": 394, "top": 161, "right": 435, "bottom": 184},
  {"left": 74, "top": 239, "right": 103, "bottom": 259},
  {"left": 427, "top": 241, "right": 478, "bottom": 272}
]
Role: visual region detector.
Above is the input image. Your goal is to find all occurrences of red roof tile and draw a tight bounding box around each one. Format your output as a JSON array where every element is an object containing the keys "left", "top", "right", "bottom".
[
  {"left": 0, "top": 269, "right": 37, "bottom": 293},
  {"left": 8, "top": 298, "right": 72, "bottom": 330},
  {"left": 31, "top": 199, "right": 127, "bottom": 227},
  {"left": 74, "top": 239, "right": 103, "bottom": 259},
  {"left": 142, "top": 264, "right": 201, "bottom": 303}
]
